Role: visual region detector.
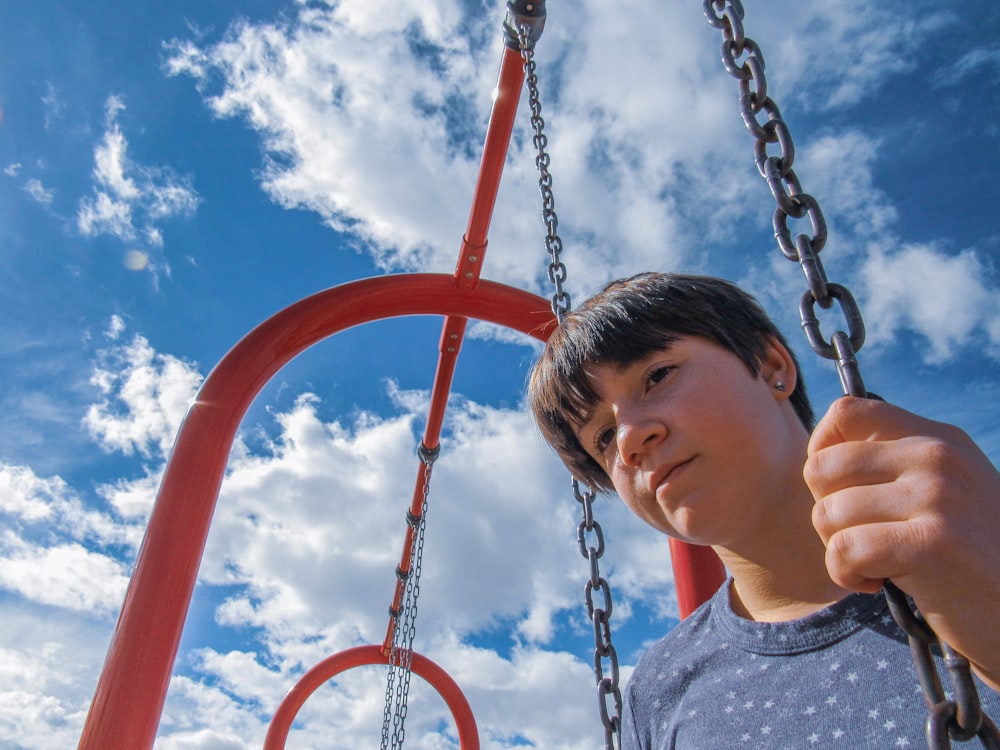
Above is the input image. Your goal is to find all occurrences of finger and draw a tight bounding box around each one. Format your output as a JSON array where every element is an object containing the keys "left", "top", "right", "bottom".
[
  {"left": 811, "top": 483, "right": 911, "bottom": 545},
  {"left": 804, "top": 435, "right": 917, "bottom": 499},
  {"left": 823, "top": 518, "right": 938, "bottom": 593},
  {"left": 808, "top": 397, "right": 941, "bottom": 455}
]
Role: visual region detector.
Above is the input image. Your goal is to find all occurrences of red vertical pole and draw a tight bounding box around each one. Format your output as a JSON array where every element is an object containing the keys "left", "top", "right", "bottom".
[
  {"left": 669, "top": 538, "right": 727, "bottom": 618},
  {"left": 382, "top": 42, "right": 529, "bottom": 653}
]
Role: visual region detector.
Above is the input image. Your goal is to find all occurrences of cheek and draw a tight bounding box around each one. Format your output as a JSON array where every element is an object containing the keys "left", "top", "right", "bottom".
[
  {"left": 609, "top": 467, "right": 640, "bottom": 507},
  {"left": 611, "top": 471, "right": 661, "bottom": 523}
]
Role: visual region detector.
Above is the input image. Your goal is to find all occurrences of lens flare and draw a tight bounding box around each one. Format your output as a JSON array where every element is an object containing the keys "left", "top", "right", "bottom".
[{"left": 124, "top": 249, "right": 149, "bottom": 271}]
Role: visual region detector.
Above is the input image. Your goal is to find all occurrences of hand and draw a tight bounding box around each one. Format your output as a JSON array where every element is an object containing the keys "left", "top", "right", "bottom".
[{"left": 805, "top": 396, "right": 1000, "bottom": 689}]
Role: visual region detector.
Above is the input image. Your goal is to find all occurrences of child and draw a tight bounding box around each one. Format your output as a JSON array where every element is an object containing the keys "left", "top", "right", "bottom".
[{"left": 528, "top": 272, "right": 1000, "bottom": 748}]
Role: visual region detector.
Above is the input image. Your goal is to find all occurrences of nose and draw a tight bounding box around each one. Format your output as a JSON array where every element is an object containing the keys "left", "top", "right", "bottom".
[{"left": 615, "top": 410, "right": 666, "bottom": 468}]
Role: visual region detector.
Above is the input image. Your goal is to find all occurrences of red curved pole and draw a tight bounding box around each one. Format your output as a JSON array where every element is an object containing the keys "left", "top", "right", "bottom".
[
  {"left": 75, "top": 272, "right": 723, "bottom": 748},
  {"left": 74, "top": 18, "right": 723, "bottom": 748},
  {"left": 78, "top": 275, "right": 554, "bottom": 750},
  {"left": 263, "top": 645, "right": 479, "bottom": 750}
]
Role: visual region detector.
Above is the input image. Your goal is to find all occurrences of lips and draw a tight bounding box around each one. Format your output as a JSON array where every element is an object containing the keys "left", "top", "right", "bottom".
[{"left": 652, "top": 456, "right": 694, "bottom": 496}]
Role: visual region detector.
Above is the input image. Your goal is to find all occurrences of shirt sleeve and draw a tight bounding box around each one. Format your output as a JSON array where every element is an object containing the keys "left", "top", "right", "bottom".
[{"left": 619, "top": 681, "right": 645, "bottom": 750}]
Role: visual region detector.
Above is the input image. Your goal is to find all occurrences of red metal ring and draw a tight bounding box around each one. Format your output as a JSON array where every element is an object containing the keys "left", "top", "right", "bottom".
[{"left": 263, "top": 644, "right": 479, "bottom": 750}]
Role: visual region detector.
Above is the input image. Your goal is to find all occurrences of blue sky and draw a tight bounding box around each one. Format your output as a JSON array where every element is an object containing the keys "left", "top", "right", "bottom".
[{"left": 2, "top": 1, "right": 999, "bottom": 748}]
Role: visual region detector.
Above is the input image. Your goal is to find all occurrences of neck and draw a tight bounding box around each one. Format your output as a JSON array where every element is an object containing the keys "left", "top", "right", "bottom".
[
  {"left": 713, "top": 477, "right": 851, "bottom": 623},
  {"left": 721, "top": 554, "right": 851, "bottom": 622}
]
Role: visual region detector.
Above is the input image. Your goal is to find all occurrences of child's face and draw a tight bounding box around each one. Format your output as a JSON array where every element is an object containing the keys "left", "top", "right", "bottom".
[{"left": 574, "top": 335, "right": 807, "bottom": 546}]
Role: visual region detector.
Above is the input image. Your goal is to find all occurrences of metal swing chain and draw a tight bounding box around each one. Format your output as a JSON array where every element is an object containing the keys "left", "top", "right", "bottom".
[
  {"left": 575, "top": 479, "right": 624, "bottom": 750},
  {"left": 703, "top": 2, "right": 1000, "bottom": 747},
  {"left": 514, "top": 14, "right": 623, "bottom": 750},
  {"left": 514, "top": 14, "right": 572, "bottom": 324},
  {"left": 380, "top": 444, "right": 438, "bottom": 750}
]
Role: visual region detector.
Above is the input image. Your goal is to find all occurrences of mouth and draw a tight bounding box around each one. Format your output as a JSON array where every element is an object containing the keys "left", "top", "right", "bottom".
[{"left": 652, "top": 457, "right": 694, "bottom": 496}]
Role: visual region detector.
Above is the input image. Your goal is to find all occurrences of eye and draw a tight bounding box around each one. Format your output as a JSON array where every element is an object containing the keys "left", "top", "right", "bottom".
[
  {"left": 645, "top": 364, "right": 674, "bottom": 389},
  {"left": 593, "top": 425, "right": 617, "bottom": 455}
]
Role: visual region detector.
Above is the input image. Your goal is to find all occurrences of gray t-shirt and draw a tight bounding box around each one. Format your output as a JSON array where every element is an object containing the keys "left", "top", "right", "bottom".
[{"left": 621, "top": 580, "right": 1000, "bottom": 749}]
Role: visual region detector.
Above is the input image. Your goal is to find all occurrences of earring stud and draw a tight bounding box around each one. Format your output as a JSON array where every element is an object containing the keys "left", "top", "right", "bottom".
[{"left": 775, "top": 381, "right": 787, "bottom": 392}]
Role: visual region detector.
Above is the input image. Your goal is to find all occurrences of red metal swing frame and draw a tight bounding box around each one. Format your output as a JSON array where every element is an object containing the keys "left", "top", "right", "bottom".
[{"left": 77, "top": 25, "right": 725, "bottom": 750}]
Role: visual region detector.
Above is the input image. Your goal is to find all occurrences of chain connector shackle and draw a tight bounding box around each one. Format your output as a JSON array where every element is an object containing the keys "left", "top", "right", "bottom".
[{"left": 503, "top": 0, "right": 546, "bottom": 50}]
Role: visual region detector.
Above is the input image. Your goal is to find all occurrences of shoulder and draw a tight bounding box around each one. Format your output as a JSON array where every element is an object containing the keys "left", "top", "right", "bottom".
[{"left": 626, "top": 587, "right": 724, "bottom": 701}]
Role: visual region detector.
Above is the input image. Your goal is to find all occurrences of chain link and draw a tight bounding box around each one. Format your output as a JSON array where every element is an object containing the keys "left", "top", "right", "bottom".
[
  {"left": 514, "top": 14, "right": 623, "bottom": 748},
  {"left": 704, "top": 2, "right": 999, "bottom": 746},
  {"left": 516, "top": 21, "right": 571, "bottom": 323},
  {"left": 576, "top": 480, "right": 623, "bottom": 750},
  {"left": 380, "top": 445, "right": 437, "bottom": 750}
]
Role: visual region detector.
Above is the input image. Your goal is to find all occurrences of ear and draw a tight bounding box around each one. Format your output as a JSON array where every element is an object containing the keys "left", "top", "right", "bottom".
[{"left": 759, "top": 336, "right": 797, "bottom": 400}]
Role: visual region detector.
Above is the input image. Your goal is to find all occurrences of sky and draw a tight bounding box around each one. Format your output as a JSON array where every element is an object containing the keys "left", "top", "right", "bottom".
[{"left": 1, "top": 0, "right": 999, "bottom": 748}]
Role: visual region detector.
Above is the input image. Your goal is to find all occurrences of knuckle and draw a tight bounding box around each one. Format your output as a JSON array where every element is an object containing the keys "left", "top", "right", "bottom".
[
  {"left": 802, "top": 453, "right": 822, "bottom": 489},
  {"left": 917, "top": 436, "right": 955, "bottom": 468},
  {"left": 811, "top": 498, "right": 830, "bottom": 537},
  {"left": 908, "top": 438, "right": 964, "bottom": 497}
]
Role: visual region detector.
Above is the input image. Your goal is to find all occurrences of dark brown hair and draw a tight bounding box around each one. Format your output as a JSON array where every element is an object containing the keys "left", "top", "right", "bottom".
[{"left": 528, "top": 272, "right": 814, "bottom": 491}]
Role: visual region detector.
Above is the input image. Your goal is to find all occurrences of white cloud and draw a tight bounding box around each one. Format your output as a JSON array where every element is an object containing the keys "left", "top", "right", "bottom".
[
  {"left": 161, "top": 0, "right": 979, "bottom": 316},
  {"left": 84, "top": 327, "right": 203, "bottom": 458},
  {"left": 745, "top": 2, "right": 954, "bottom": 109},
  {"left": 76, "top": 96, "right": 200, "bottom": 259},
  {"left": 105, "top": 314, "right": 126, "bottom": 341},
  {"left": 77, "top": 189, "right": 135, "bottom": 240},
  {"left": 0, "top": 536, "right": 130, "bottom": 615},
  {"left": 794, "top": 131, "right": 898, "bottom": 250},
  {"left": 96, "top": 470, "right": 162, "bottom": 522},
  {"left": 0, "top": 609, "right": 114, "bottom": 750},
  {"left": 0, "top": 465, "right": 65, "bottom": 522},
  {"left": 0, "top": 463, "right": 140, "bottom": 548},
  {"left": 167, "top": 6, "right": 493, "bottom": 275},
  {"left": 860, "top": 243, "right": 1000, "bottom": 362},
  {"left": 194, "top": 390, "right": 646, "bottom": 645},
  {"left": 4, "top": 163, "right": 22, "bottom": 177},
  {"left": 0, "top": 461, "right": 141, "bottom": 621}
]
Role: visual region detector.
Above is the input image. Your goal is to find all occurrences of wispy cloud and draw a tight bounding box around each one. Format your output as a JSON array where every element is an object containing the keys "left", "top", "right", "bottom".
[
  {"left": 76, "top": 95, "right": 201, "bottom": 261},
  {"left": 933, "top": 46, "right": 1000, "bottom": 87},
  {"left": 22, "top": 178, "right": 54, "bottom": 206},
  {"left": 0, "top": 609, "right": 116, "bottom": 750},
  {"left": 41, "top": 82, "right": 65, "bottom": 130}
]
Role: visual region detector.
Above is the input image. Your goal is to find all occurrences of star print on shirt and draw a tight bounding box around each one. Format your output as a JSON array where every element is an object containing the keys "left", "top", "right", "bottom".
[{"left": 619, "top": 586, "right": 1000, "bottom": 748}]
